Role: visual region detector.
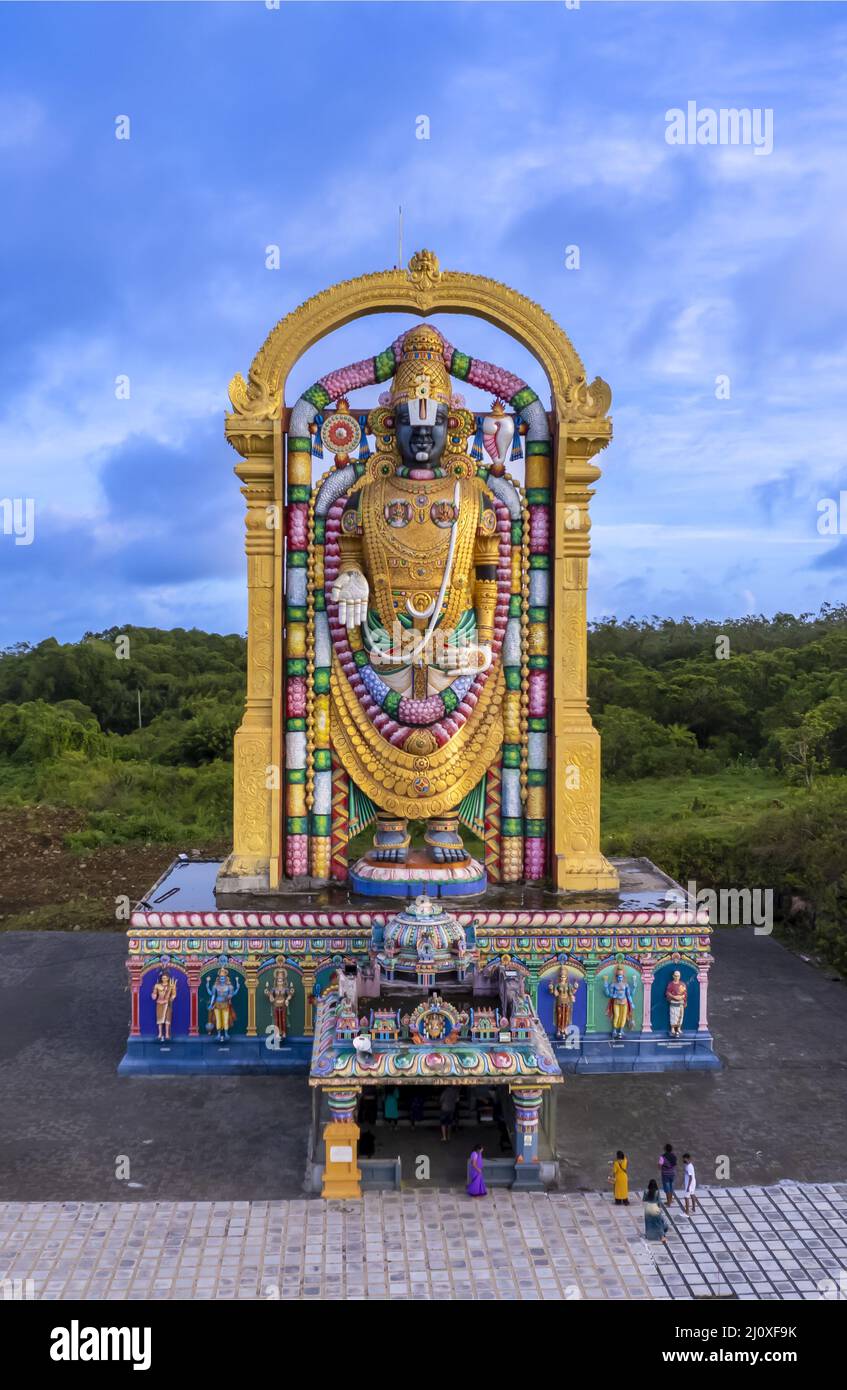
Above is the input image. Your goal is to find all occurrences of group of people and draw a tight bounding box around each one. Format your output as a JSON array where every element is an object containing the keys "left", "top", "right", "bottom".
[
  {"left": 611, "top": 1144, "right": 698, "bottom": 1242},
  {"left": 354, "top": 1088, "right": 700, "bottom": 1226}
]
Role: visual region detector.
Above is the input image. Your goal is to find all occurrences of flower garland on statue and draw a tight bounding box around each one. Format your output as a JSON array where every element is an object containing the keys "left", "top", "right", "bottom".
[{"left": 308, "top": 329, "right": 534, "bottom": 415}]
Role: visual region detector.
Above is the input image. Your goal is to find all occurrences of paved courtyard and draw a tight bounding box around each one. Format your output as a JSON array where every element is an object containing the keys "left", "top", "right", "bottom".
[{"left": 1, "top": 1183, "right": 845, "bottom": 1300}]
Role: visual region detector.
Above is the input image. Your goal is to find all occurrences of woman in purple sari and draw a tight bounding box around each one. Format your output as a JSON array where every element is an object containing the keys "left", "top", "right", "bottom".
[{"left": 467, "top": 1147, "right": 487, "bottom": 1197}]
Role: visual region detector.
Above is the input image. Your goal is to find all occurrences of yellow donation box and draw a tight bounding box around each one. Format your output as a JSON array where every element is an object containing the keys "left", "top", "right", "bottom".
[{"left": 321, "top": 1122, "right": 362, "bottom": 1200}]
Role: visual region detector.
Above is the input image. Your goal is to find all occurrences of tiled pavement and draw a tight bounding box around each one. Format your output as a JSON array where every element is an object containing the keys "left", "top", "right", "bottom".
[{"left": 1, "top": 1183, "right": 845, "bottom": 1300}]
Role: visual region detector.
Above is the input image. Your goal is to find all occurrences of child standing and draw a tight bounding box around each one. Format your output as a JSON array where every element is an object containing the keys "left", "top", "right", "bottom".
[{"left": 682, "top": 1153, "right": 697, "bottom": 1214}]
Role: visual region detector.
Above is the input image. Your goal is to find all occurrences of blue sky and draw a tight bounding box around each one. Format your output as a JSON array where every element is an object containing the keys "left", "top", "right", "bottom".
[{"left": 1, "top": 0, "right": 845, "bottom": 646}]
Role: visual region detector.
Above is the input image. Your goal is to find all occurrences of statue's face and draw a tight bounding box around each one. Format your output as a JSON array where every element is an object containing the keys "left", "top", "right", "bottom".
[{"left": 395, "top": 400, "right": 449, "bottom": 467}]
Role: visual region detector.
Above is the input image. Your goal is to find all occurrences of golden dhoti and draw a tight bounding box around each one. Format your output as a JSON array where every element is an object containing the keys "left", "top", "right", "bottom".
[{"left": 611, "top": 1001, "right": 628, "bottom": 1030}]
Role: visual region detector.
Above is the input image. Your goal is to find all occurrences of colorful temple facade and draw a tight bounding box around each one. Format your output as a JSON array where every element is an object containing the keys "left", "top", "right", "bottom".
[{"left": 121, "top": 254, "right": 719, "bottom": 1191}]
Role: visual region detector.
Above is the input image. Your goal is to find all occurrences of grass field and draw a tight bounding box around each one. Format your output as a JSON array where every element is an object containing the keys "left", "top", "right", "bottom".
[{"left": 601, "top": 767, "right": 786, "bottom": 851}]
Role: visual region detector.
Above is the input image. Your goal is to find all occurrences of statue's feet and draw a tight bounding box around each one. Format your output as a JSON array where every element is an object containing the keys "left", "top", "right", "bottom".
[
  {"left": 373, "top": 847, "right": 408, "bottom": 862},
  {"left": 424, "top": 817, "right": 468, "bottom": 865},
  {"left": 372, "top": 815, "right": 410, "bottom": 863}
]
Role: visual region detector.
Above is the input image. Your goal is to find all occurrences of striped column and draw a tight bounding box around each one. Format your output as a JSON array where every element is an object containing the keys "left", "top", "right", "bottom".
[
  {"left": 186, "top": 963, "right": 201, "bottom": 1037},
  {"left": 326, "top": 1088, "right": 360, "bottom": 1123},
  {"left": 483, "top": 762, "right": 502, "bottom": 883},
  {"left": 697, "top": 959, "right": 711, "bottom": 1031},
  {"left": 330, "top": 753, "right": 350, "bottom": 881},
  {"left": 512, "top": 1086, "right": 544, "bottom": 1163},
  {"left": 128, "top": 960, "right": 143, "bottom": 1036},
  {"left": 524, "top": 431, "right": 552, "bottom": 880},
  {"left": 309, "top": 485, "right": 333, "bottom": 878},
  {"left": 641, "top": 958, "right": 655, "bottom": 1034},
  {"left": 285, "top": 436, "right": 312, "bottom": 877}
]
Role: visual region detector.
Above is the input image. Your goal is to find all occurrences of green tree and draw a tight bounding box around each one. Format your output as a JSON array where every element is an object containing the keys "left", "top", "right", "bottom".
[{"left": 597, "top": 705, "right": 701, "bottom": 779}]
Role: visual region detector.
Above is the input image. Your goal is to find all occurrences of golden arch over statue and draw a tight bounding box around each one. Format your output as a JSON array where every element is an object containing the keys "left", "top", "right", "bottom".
[{"left": 218, "top": 252, "right": 618, "bottom": 898}]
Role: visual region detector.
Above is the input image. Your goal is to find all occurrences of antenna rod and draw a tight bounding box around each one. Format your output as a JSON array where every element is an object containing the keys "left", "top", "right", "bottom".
[{"left": 398, "top": 205, "right": 403, "bottom": 269}]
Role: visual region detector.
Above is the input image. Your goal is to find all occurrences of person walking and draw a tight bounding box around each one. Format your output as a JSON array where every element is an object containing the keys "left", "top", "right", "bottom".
[
  {"left": 682, "top": 1153, "right": 697, "bottom": 1214},
  {"left": 643, "top": 1179, "right": 670, "bottom": 1243},
  {"left": 359, "top": 1087, "right": 377, "bottom": 1128},
  {"left": 439, "top": 1086, "right": 458, "bottom": 1141},
  {"left": 384, "top": 1086, "right": 400, "bottom": 1128},
  {"left": 466, "top": 1146, "right": 487, "bottom": 1198},
  {"left": 659, "top": 1143, "right": 677, "bottom": 1206},
  {"left": 610, "top": 1150, "right": 630, "bottom": 1205},
  {"left": 409, "top": 1091, "right": 424, "bottom": 1129}
]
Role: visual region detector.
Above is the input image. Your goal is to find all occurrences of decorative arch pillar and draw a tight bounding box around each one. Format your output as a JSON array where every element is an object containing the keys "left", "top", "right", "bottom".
[
  {"left": 551, "top": 419, "right": 617, "bottom": 890},
  {"left": 218, "top": 403, "right": 281, "bottom": 891}
]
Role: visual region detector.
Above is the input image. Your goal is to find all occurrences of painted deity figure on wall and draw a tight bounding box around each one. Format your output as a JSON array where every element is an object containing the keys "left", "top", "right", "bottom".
[
  {"left": 328, "top": 325, "right": 502, "bottom": 873},
  {"left": 665, "top": 969, "right": 688, "bottom": 1037},
  {"left": 206, "top": 967, "right": 240, "bottom": 1042},
  {"left": 151, "top": 969, "right": 177, "bottom": 1042},
  {"left": 548, "top": 965, "right": 580, "bottom": 1039},
  {"left": 264, "top": 959, "right": 295, "bottom": 1040},
  {"left": 604, "top": 965, "right": 635, "bottom": 1040}
]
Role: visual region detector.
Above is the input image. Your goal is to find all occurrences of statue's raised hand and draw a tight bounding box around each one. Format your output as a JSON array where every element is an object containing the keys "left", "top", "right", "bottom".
[{"left": 331, "top": 568, "right": 369, "bottom": 629}]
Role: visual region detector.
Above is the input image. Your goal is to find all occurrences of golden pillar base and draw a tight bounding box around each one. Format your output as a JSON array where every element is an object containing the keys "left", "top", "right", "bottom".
[
  {"left": 552, "top": 722, "right": 620, "bottom": 893},
  {"left": 320, "top": 1122, "right": 362, "bottom": 1200},
  {"left": 218, "top": 720, "right": 274, "bottom": 893},
  {"left": 553, "top": 852, "right": 620, "bottom": 892}
]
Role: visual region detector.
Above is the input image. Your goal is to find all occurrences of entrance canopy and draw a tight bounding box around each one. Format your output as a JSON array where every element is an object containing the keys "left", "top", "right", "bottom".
[{"left": 309, "top": 981, "right": 562, "bottom": 1087}]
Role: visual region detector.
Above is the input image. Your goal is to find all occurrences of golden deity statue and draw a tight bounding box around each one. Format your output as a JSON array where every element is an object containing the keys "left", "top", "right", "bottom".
[
  {"left": 219, "top": 252, "right": 622, "bottom": 898},
  {"left": 328, "top": 326, "right": 503, "bottom": 878}
]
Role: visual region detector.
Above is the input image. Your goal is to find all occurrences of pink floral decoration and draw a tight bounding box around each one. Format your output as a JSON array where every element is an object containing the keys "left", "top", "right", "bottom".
[
  {"left": 529, "top": 505, "right": 549, "bottom": 553},
  {"left": 524, "top": 839, "right": 546, "bottom": 880},
  {"left": 286, "top": 836, "right": 309, "bottom": 877},
  {"left": 466, "top": 358, "right": 526, "bottom": 402},
  {"left": 287, "top": 503, "right": 309, "bottom": 550},
  {"left": 319, "top": 356, "right": 376, "bottom": 402},
  {"left": 528, "top": 670, "right": 547, "bottom": 718},
  {"left": 287, "top": 677, "right": 307, "bottom": 718}
]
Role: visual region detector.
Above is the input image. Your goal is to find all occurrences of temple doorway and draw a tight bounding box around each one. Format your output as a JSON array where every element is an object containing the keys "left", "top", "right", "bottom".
[{"left": 355, "top": 1085, "right": 514, "bottom": 1189}]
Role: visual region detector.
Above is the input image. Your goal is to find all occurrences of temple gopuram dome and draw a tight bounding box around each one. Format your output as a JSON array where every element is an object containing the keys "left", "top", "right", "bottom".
[{"left": 379, "top": 894, "right": 468, "bottom": 975}]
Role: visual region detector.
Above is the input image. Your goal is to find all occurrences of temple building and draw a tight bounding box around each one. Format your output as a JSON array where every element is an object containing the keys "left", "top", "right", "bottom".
[{"left": 121, "top": 253, "right": 718, "bottom": 1192}]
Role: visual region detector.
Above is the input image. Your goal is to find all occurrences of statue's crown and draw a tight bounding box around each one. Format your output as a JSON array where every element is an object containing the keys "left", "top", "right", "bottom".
[
  {"left": 391, "top": 324, "right": 451, "bottom": 405},
  {"left": 401, "top": 325, "right": 445, "bottom": 358}
]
